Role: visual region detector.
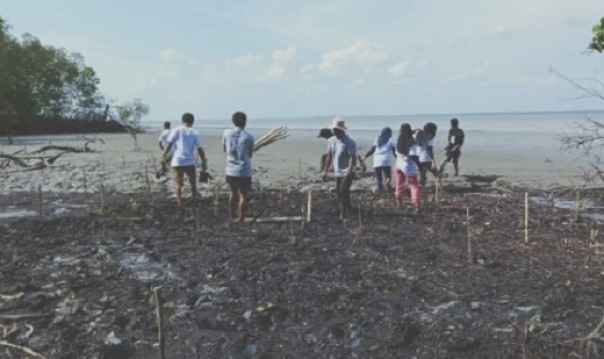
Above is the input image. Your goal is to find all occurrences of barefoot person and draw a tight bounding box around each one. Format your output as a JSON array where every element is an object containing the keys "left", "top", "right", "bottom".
[
  {"left": 440, "top": 117, "right": 465, "bottom": 176},
  {"left": 158, "top": 121, "right": 173, "bottom": 173},
  {"left": 418, "top": 122, "right": 439, "bottom": 187},
  {"left": 364, "top": 127, "right": 395, "bottom": 191},
  {"left": 322, "top": 117, "right": 357, "bottom": 220},
  {"left": 223, "top": 111, "right": 254, "bottom": 223},
  {"left": 395, "top": 123, "right": 421, "bottom": 212},
  {"left": 163, "top": 113, "right": 207, "bottom": 206}
]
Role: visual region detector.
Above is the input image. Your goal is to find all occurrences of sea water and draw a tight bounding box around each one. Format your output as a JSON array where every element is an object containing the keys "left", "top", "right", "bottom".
[{"left": 150, "top": 111, "right": 604, "bottom": 186}]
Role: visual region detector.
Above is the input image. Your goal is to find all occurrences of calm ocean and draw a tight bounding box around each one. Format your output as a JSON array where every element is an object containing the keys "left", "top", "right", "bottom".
[{"left": 146, "top": 111, "right": 604, "bottom": 185}]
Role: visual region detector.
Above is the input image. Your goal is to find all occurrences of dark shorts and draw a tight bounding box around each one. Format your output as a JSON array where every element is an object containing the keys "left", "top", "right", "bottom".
[
  {"left": 446, "top": 149, "right": 461, "bottom": 161},
  {"left": 171, "top": 165, "right": 196, "bottom": 185},
  {"left": 226, "top": 176, "right": 252, "bottom": 193}
]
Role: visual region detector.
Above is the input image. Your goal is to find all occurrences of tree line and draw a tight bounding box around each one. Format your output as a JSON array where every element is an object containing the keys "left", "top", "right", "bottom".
[{"left": 0, "top": 17, "right": 148, "bottom": 142}]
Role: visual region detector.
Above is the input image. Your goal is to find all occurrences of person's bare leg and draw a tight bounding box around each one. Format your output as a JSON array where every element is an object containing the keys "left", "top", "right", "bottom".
[
  {"left": 453, "top": 157, "right": 459, "bottom": 176},
  {"left": 189, "top": 170, "right": 197, "bottom": 201},
  {"left": 174, "top": 177, "right": 183, "bottom": 207},
  {"left": 229, "top": 190, "right": 238, "bottom": 219},
  {"left": 238, "top": 190, "right": 249, "bottom": 223}
]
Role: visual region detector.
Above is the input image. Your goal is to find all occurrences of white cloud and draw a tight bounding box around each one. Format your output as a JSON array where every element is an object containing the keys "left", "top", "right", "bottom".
[
  {"left": 447, "top": 62, "right": 490, "bottom": 82},
  {"left": 264, "top": 46, "right": 296, "bottom": 80},
  {"left": 388, "top": 61, "right": 408, "bottom": 77},
  {"left": 160, "top": 48, "right": 184, "bottom": 63},
  {"left": 484, "top": 25, "right": 512, "bottom": 40},
  {"left": 307, "top": 40, "right": 390, "bottom": 76},
  {"left": 225, "top": 54, "right": 263, "bottom": 72}
]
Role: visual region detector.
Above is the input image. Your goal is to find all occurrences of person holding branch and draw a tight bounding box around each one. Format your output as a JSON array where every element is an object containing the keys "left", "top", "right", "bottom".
[
  {"left": 440, "top": 117, "right": 465, "bottom": 176},
  {"left": 222, "top": 111, "right": 255, "bottom": 223}
]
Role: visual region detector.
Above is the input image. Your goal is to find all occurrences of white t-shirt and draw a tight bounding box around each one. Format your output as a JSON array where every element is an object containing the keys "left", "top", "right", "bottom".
[
  {"left": 372, "top": 138, "right": 396, "bottom": 168},
  {"left": 418, "top": 138, "right": 434, "bottom": 163},
  {"left": 158, "top": 129, "right": 175, "bottom": 156},
  {"left": 167, "top": 126, "right": 202, "bottom": 167},
  {"left": 395, "top": 148, "right": 418, "bottom": 176}
]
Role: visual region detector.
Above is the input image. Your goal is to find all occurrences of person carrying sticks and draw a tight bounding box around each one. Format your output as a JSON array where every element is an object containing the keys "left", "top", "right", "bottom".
[
  {"left": 223, "top": 112, "right": 255, "bottom": 223},
  {"left": 322, "top": 117, "right": 357, "bottom": 220},
  {"left": 163, "top": 113, "right": 208, "bottom": 206}
]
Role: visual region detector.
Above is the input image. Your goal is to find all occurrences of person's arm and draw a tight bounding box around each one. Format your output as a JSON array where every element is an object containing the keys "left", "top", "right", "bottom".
[
  {"left": 162, "top": 142, "right": 172, "bottom": 159},
  {"left": 458, "top": 130, "right": 465, "bottom": 147},
  {"left": 197, "top": 147, "right": 207, "bottom": 171},
  {"left": 248, "top": 135, "right": 254, "bottom": 158},
  {"left": 346, "top": 141, "right": 357, "bottom": 177},
  {"left": 364, "top": 145, "right": 376, "bottom": 159},
  {"left": 159, "top": 141, "right": 164, "bottom": 151},
  {"left": 322, "top": 151, "right": 332, "bottom": 181}
]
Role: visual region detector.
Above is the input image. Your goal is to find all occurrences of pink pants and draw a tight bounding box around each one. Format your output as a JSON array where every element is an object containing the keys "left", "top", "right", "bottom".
[{"left": 395, "top": 169, "right": 420, "bottom": 205}]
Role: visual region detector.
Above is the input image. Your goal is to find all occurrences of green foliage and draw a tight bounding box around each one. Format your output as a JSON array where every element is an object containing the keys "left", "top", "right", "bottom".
[
  {"left": 117, "top": 98, "right": 150, "bottom": 130},
  {"left": 0, "top": 16, "right": 112, "bottom": 137},
  {"left": 589, "top": 17, "right": 604, "bottom": 53}
]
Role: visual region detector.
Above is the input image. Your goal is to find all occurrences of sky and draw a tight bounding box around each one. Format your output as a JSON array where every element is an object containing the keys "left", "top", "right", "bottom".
[{"left": 1, "top": 0, "right": 604, "bottom": 121}]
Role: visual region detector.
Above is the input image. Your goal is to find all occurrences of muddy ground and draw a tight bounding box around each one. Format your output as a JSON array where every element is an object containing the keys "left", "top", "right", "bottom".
[{"left": 1, "top": 187, "right": 604, "bottom": 358}]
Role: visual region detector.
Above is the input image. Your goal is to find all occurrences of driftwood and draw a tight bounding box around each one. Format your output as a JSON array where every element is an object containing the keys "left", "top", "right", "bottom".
[
  {"left": 244, "top": 216, "right": 305, "bottom": 223},
  {"left": 0, "top": 340, "right": 46, "bottom": 358},
  {"left": 0, "top": 312, "right": 53, "bottom": 321}
]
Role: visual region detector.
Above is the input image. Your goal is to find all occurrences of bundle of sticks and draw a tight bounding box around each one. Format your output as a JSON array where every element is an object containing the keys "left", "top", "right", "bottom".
[{"left": 253, "top": 127, "right": 289, "bottom": 153}]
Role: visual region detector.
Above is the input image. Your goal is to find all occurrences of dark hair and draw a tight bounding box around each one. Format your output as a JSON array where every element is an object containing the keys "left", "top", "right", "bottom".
[
  {"left": 450, "top": 118, "right": 459, "bottom": 128},
  {"left": 396, "top": 123, "right": 413, "bottom": 155},
  {"left": 317, "top": 128, "right": 333, "bottom": 139},
  {"left": 423, "top": 122, "right": 437, "bottom": 137},
  {"left": 163, "top": 121, "right": 171, "bottom": 129},
  {"left": 182, "top": 113, "right": 194, "bottom": 124},
  {"left": 232, "top": 111, "right": 247, "bottom": 128}
]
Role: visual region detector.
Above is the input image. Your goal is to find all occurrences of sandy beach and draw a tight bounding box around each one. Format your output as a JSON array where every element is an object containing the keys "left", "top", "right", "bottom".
[{"left": 0, "top": 125, "right": 590, "bottom": 199}]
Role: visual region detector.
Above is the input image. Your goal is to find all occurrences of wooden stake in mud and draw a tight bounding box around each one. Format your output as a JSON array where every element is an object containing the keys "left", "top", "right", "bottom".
[
  {"left": 524, "top": 192, "right": 529, "bottom": 244},
  {"left": 83, "top": 168, "right": 87, "bottom": 194},
  {"left": 434, "top": 179, "right": 440, "bottom": 203},
  {"left": 466, "top": 206, "right": 472, "bottom": 264},
  {"left": 144, "top": 163, "right": 152, "bottom": 204},
  {"left": 306, "top": 190, "right": 313, "bottom": 222},
  {"left": 298, "top": 157, "right": 303, "bottom": 179},
  {"left": 153, "top": 287, "right": 166, "bottom": 359},
  {"left": 37, "top": 185, "right": 42, "bottom": 217}
]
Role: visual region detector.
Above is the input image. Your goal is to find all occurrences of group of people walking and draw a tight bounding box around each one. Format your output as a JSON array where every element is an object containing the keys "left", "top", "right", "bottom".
[
  {"left": 159, "top": 112, "right": 254, "bottom": 223},
  {"left": 322, "top": 117, "right": 464, "bottom": 219},
  {"left": 157, "top": 112, "right": 464, "bottom": 223}
]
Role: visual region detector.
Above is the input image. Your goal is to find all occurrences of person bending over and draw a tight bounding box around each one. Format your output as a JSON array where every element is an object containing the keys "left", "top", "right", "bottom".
[
  {"left": 223, "top": 112, "right": 255, "bottom": 223},
  {"left": 364, "top": 127, "right": 395, "bottom": 191},
  {"left": 440, "top": 118, "right": 465, "bottom": 176},
  {"left": 163, "top": 113, "right": 207, "bottom": 206}
]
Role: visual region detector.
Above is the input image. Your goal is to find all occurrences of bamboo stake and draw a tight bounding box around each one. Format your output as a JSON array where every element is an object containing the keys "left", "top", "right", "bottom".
[
  {"left": 434, "top": 179, "right": 439, "bottom": 203},
  {"left": 37, "top": 185, "right": 42, "bottom": 217},
  {"left": 83, "top": 168, "right": 87, "bottom": 194},
  {"left": 575, "top": 191, "right": 583, "bottom": 222},
  {"left": 144, "top": 163, "right": 152, "bottom": 204},
  {"left": 306, "top": 190, "right": 312, "bottom": 223},
  {"left": 153, "top": 287, "right": 166, "bottom": 359},
  {"left": 467, "top": 207, "right": 472, "bottom": 264},
  {"left": 524, "top": 192, "right": 529, "bottom": 244}
]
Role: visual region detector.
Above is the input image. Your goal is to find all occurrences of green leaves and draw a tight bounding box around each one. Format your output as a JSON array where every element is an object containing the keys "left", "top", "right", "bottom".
[{"left": 588, "top": 17, "right": 604, "bottom": 53}]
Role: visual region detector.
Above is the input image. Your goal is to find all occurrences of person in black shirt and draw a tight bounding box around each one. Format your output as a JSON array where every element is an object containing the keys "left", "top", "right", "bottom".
[{"left": 439, "top": 118, "right": 465, "bottom": 176}]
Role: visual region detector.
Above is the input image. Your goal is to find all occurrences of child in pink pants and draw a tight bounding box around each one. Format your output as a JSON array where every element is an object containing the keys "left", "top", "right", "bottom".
[{"left": 394, "top": 123, "right": 421, "bottom": 211}]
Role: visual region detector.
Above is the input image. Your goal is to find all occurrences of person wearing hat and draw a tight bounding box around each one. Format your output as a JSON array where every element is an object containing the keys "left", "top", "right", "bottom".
[
  {"left": 322, "top": 117, "right": 357, "bottom": 220},
  {"left": 440, "top": 118, "right": 465, "bottom": 176}
]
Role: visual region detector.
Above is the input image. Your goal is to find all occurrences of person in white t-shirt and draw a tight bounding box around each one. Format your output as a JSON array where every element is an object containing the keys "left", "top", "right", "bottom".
[
  {"left": 364, "top": 127, "right": 395, "bottom": 191},
  {"left": 158, "top": 121, "right": 173, "bottom": 173},
  {"left": 417, "top": 122, "right": 439, "bottom": 187},
  {"left": 162, "top": 113, "right": 207, "bottom": 206},
  {"left": 395, "top": 123, "right": 421, "bottom": 213},
  {"left": 222, "top": 111, "right": 255, "bottom": 223}
]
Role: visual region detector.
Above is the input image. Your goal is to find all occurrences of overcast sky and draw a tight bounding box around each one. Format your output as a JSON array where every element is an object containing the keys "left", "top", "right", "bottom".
[{"left": 2, "top": 0, "right": 604, "bottom": 121}]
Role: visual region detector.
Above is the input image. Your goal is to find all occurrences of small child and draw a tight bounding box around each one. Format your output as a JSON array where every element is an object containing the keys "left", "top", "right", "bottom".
[{"left": 364, "top": 127, "right": 395, "bottom": 191}]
